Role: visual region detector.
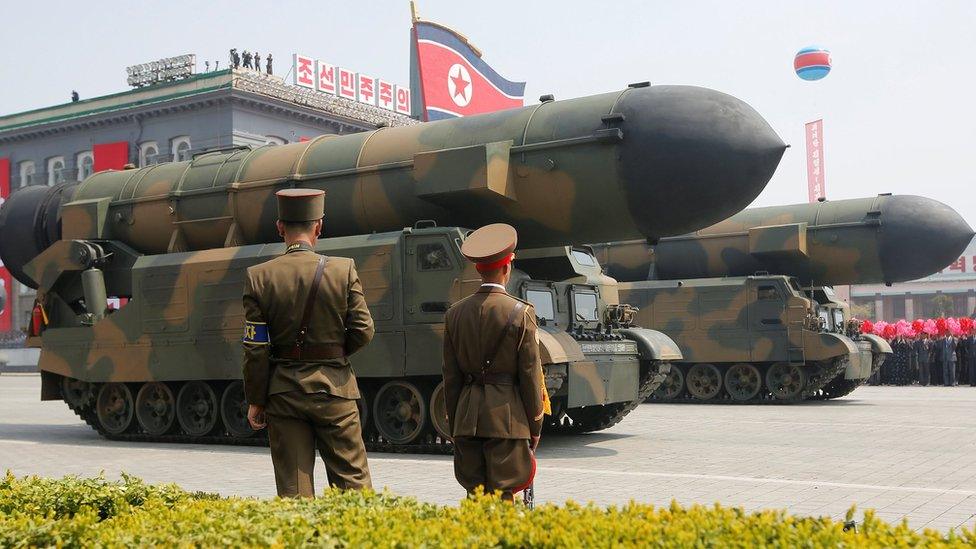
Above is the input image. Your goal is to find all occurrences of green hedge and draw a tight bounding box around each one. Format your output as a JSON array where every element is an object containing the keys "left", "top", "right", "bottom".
[{"left": 1, "top": 473, "right": 973, "bottom": 547}]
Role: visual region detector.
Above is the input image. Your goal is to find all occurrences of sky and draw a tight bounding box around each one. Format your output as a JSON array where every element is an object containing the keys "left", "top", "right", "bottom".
[{"left": 2, "top": 0, "right": 974, "bottom": 227}]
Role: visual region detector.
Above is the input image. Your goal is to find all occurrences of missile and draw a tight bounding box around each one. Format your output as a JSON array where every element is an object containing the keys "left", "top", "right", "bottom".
[
  {"left": 0, "top": 84, "right": 785, "bottom": 288},
  {"left": 593, "top": 195, "right": 975, "bottom": 286}
]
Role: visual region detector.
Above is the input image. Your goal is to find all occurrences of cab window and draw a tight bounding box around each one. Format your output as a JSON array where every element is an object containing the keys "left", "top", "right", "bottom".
[
  {"left": 417, "top": 243, "right": 452, "bottom": 271},
  {"left": 757, "top": 285, "right": 780, "bottom": 301},
  {"left": 574, "top": 292, "right": 599, "bottom": 321},
  {"left": 526, "top": 289, "right": 555, "bottom": 321}
]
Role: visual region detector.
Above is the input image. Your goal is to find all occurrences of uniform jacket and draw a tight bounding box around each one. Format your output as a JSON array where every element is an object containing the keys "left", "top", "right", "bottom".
[
  {"left": 443, "top": 285, "right": 545, "bottom": 440},
  {"left": 242, "top": 242, "right": 374, "bottom": 405},
  {"left": 912, "top": 339, "right": 932, "bottom": 364}
]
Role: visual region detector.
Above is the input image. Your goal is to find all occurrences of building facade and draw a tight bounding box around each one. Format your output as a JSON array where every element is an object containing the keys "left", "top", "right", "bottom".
[{"left": 0, "top": 68, "right": 416, "bottom": 333}]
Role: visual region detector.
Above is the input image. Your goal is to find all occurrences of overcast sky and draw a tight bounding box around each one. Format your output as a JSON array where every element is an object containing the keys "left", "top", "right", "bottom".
[{"left": 2, "top": 1, "right": 974, "bottom": 227}]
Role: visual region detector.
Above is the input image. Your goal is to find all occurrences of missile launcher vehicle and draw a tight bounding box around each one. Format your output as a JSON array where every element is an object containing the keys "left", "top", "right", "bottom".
[
  {"left": 593, "top": 194, "right": 974, "bottom": 402},
  {"left": 0, "top": 85, "right": 785, "bottom": 447}
]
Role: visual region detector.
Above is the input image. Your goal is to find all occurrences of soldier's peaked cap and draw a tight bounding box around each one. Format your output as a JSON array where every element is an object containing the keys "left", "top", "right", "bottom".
[
  {"left": 276, "top": 188, "right": 325, "bottom": 222},
  {"left": 461, "top": 223, "right": 518, "bottom": 271}
]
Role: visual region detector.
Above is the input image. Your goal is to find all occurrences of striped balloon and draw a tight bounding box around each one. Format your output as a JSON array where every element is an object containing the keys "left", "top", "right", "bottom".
[{"left": 794, "top": 46, "right": 831, "bottom": 81}]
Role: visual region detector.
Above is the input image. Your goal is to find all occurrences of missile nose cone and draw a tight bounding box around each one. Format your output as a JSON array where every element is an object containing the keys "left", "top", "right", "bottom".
[
  {"left": 879, "top": 195, "right": 975, "bottom": 283},
  {"left": 616, "top": 85, "right": 786, "bottom": 239}
]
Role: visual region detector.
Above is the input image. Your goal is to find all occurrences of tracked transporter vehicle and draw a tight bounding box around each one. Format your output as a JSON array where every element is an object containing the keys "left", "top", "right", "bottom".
[
  {"left": 0, "top": 84, "right": 787, "bottom": 448},
  {"left": 593, "top": 194, "right": 974, "bottom": 403}
]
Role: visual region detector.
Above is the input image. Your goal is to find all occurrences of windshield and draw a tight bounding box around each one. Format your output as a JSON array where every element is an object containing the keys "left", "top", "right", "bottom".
[
  {"left": 525, "top": 289, "right": 555, "bottom": 321},
  {"left": 573, "top": 292, "right": 599, "bottom": 322},
  {"left": 833, "top": 309, "right": 845, "bottom": 328},
  {"left": 818, "top": 308, "right": 831, "bottom": 329}
]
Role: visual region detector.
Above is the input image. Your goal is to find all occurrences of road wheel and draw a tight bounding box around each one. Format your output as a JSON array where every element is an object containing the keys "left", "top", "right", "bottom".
[
  {"left": 724, "top": 363, "right": 762, "bottom": 401},
  {"left": 686, "top": 363, "right": 723, "bottom": 400},
  {"left": 429, "top": 381, "right": 451, "bottom": 440},
  {"left": 135, "top": 382, "right": 176, "bottom": 436},
  {"left": 372, "top": 380, "right": 428, "bottom": 445},
  {"left": 653, "top": 365, "right": 685, "bottom": 400},
  {"left": 96, "top": 383, "right": 135, "bottom": 435},
  {"left": 176, "top": 381, "right": 220, "bottom": 437},
  {"left": 62, "top": 377, "right": 93, "bottom": 410},
  {"left": 220, "top": 381, "right": 255, "bottom": 438},
  {"left": 766, "top": 362, "right": 807, "bottom": 401}
]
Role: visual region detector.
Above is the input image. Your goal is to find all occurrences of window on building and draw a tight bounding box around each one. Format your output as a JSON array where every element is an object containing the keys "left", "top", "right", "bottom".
[
  {"left": 76, "top": 151, "right": 94, "bottom": 180},
  {"left": 19, "top": 161, "right": 35, "bottom": 186},
  {"left": 171, "top": 136, "right": 192, "bottom": 162},
  {"left": 139, "top": 142, "right": 159, "bottom": 167},
  {"left": 47, "top": 157, "right": 65, "bottom": 185},
  {"left": 265, "top": 136, "right": 287, "bottom": 145}
]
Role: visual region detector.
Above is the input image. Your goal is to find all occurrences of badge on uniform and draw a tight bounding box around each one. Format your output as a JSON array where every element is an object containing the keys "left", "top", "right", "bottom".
[{"left": 243, "top": 321, "right": 269, "bottom": 345}]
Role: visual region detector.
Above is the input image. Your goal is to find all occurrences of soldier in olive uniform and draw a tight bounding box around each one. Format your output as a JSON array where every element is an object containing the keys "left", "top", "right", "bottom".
[
  {"left": 242, "top": 188, "right": 374, "bottom": 497},
  {"left": 443, "top": 223, "right": 545, "bottom": 501}
]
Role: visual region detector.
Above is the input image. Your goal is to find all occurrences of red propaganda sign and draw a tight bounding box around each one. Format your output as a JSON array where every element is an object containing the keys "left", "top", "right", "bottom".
[
  {"left": 0, "top": 157, "right": 11, "bottom": 331},
  {"left": 293, "top": 54, "right": 314, "bottom": 89},
  {"left": 92, "top": 142, "right": 130, "bottom": 172},
  {"left": 316, "top": 61, "right": 337, "bottom": 95},
  {"left": 337, "top": 68, "right": 357, "bottom": 100},
  {"left": 395, "top": 85, "right": 412, "bottom": 116},
  {"left": 805, "top": 119, "right": 826, "bottom": 203},
  {"left": 377, "top": 80, "right": 395, "bottom": 111},
  {"left": 357, "top": 74, "right": 377, "bottom": 106}
]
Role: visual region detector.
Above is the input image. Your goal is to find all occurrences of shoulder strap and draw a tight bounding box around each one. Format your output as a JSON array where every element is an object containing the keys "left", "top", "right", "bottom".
[
  {"left": 296, "top": 255, "right": 327, "bottom": 348},
  {"left": 483, "top": 301, "right": 526, "bottom": 372}
]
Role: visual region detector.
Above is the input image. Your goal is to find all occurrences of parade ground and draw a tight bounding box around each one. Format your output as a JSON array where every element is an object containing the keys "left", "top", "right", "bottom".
[{"left": 1, "top": 374, "right": 973, "bottom": 533}]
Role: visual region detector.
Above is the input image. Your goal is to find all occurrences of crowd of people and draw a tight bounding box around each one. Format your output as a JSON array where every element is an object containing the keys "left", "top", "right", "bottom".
[{"left": 861, "top": 317, "right": 976, "bottom": 386}]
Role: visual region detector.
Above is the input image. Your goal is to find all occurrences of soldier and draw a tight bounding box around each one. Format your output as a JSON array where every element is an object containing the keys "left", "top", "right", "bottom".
[
  {"left": 266, "top": 53, "right": 273, "bottom": 75},
  {"left": 242, "top": 188, "right": 374, "bottom": 497},
  {"left": 242, "top": 50, "right": 252, "bottom": 70},
  {"left": 254, "top": 53, "right": 261, "bottom": 72},
  {"left": 230, "top": 48, "right": 239, "bottom": 69},
  {"left": 443, "top": 223, "right": 546, "bottom": 502}
]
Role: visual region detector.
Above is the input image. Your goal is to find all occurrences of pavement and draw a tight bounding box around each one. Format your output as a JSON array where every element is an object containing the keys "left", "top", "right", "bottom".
[{"left": 1, "top": 373, "right": 974, "bottom": 533}]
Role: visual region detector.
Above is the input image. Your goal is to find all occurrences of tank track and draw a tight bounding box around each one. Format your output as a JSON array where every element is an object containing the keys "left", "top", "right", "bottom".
[
  {"left": 648, "top": 357, "right": 848, "bottom": 405},
  {"left": 62, "top": 383, "right": 453, "bottom": 455},
  {"left": 546, "top": 360, "right": 669, "bottom": 433},
  {"left": 811, "top": 352, "right": 887, "bottom": 401}
]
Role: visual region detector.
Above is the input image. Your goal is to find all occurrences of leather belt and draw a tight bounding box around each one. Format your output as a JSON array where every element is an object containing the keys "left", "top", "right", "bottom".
[
  {"left": 272, "top": 344, "right": 345, "bottom": 361},
  {"left": 464, "top": 372, "right": 517, "bottom": 386}
]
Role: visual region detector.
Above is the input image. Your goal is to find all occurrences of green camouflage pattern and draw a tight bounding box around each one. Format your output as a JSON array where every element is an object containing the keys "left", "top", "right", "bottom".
[{"left": 617, "top": 275, "right": 883, "bottom": 402}]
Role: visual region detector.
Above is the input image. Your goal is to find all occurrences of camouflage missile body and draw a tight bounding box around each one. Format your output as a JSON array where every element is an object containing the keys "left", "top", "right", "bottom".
[
  {"left": 593, "top": 194, "right": 974, "bottom": 403},
  {"left": 0, "top": 85, "right": 784, "bottom": 449}
]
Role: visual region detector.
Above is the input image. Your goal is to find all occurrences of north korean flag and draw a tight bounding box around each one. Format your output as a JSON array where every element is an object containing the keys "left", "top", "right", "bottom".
[{"left": 413, "top": 21, "right": 525, "bottom": 120}]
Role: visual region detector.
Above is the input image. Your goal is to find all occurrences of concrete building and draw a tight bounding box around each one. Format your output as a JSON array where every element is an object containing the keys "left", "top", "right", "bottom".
[{"left": 0, "top": 66, "right": 416, "bottom": 334}]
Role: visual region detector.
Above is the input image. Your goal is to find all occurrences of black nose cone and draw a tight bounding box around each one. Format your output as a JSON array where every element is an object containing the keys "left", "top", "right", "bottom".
[
  {"left": 616, "top": 85, "right": 786, "bottom": 239},
  {"left": 879, "top": 195, "right": 974, "bottom": 283}
]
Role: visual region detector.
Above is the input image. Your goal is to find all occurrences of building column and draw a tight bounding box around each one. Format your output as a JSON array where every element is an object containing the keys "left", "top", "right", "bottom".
[
  {"left": 905, "top": 293, "right": 914, "bottom": 320},
  {"left": 874, "top": 294, "right": 884, "bottom": 321},
  {"left": 968, "top": 290, "right": 975, "bottom": 317}
]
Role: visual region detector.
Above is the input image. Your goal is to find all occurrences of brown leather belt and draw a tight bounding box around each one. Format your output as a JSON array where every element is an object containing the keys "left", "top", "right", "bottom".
[
  {"left": 464, "top": 372, "right": 517, "bottom": 386},
  {"left": 272, "top": 344, "right": 345, "bottom": 361}
]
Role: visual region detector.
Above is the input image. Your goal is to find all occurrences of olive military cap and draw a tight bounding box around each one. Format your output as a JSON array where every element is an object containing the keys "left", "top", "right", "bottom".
[
  {"left": 461, "top": 223, "right": 518, "bottom": 271},
  {"left": 276, "top": 188, "right": 325, "bottom": 222}
]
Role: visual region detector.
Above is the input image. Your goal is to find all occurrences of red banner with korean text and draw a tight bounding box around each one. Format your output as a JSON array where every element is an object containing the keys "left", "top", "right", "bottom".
[
  {"left": 93, "top": 142, "right": 129, "bottom": 172},
  {"left": 0, "top": 157, "right": 11, "bottom": 331},
  {"left": 805, "top": 119, "right": 826, "bottom": 203}
]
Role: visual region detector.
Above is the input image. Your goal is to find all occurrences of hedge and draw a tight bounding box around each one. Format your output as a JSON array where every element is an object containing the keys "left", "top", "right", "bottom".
[{"left": 1, "top": 473, "right": 973, "bottom": 547}]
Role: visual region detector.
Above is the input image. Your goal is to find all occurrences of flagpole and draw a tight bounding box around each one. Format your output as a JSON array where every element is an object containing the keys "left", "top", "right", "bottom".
[{"left": 409, "top": 1, "right": 429, "bottom": 121}]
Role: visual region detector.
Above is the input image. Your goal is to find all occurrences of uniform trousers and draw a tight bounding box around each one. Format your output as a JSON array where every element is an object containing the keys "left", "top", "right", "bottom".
[
  {"left": 918, "top": 361, "right": 931, "bottom": 386},
  {"left": 266, "top": 390, "right": 372, "bottom": 497},
  {"left": 453, "top": 435, "right": 533, "bottom": 500}
]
